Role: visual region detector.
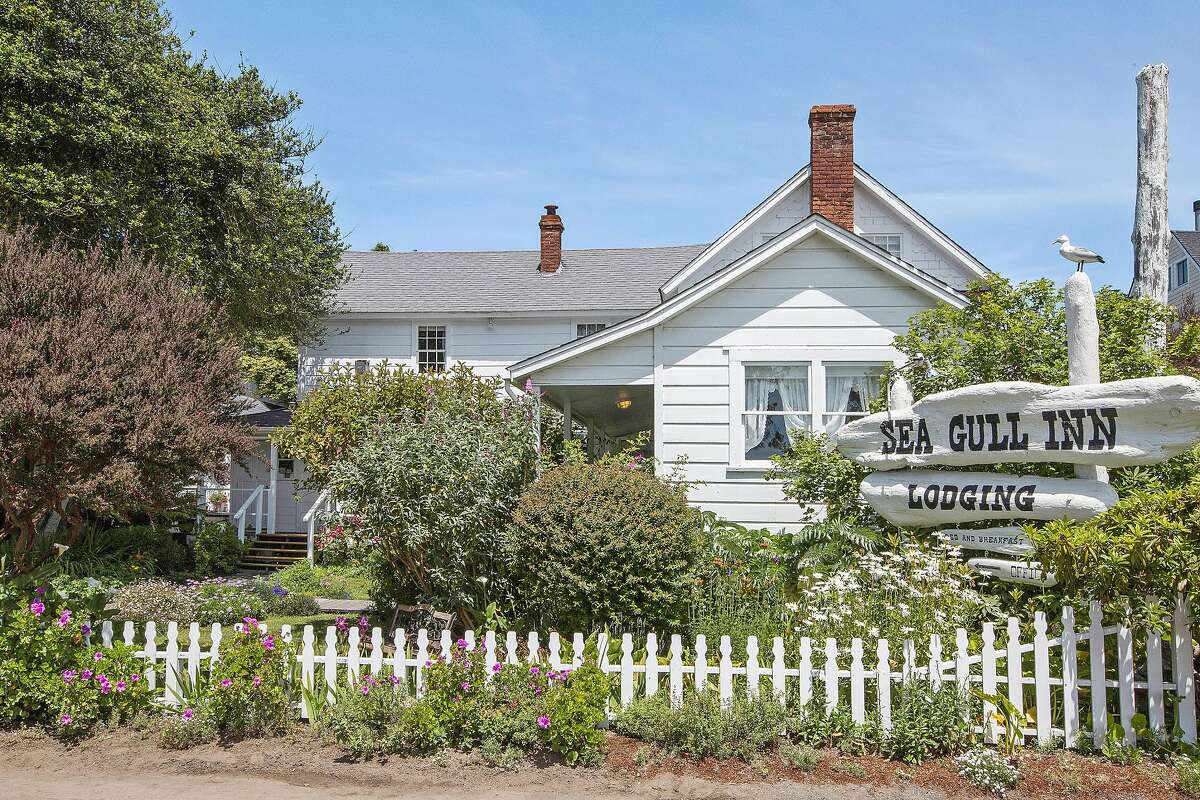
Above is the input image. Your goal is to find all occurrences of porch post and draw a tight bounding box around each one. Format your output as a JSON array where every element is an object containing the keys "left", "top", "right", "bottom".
[
  {"left": 561, "top": 394, "right": 572, "bottom": 441},
  {"left": 268, "top": 442, "right": 279, "bottom": 536}
]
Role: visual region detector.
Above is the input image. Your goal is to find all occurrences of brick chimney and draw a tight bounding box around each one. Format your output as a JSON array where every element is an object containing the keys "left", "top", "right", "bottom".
[
  {"left": 538, "top": 204, "right": 564, "bottom": 272},
  {"left": 808, "top": 104, "right": 856, "bottom": 231}
]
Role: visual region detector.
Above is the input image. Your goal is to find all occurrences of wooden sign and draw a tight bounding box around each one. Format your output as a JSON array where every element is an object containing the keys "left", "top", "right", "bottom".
[
  {"left": 967, "top": 557, "right": 1058, "bottom": 588},
  {"left": 937, "top": 526, "right": 1034, "bottom": 556},
  {"left": 859, "top": 470, "right": 1118, "bottom": 527},
  {"left": 832, "top": 376, "right": 1200, "bottom": 471}
]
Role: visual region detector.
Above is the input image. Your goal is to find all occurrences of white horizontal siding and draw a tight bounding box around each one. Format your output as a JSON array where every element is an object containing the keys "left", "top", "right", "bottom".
[
  {"left": 656, "top": 236, "right": 939, "bottom": 531},
  {"left": 536, "top": 332, "right": 654, "bottom": 385}
]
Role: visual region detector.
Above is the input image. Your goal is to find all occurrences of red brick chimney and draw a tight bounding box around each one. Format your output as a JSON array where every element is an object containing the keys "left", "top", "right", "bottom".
[
  {"left": 538, "top": 204, "right": 564, "bottom": 272},
  {"left": 808, "top": 104, "right": 856, "bottom": 231}
]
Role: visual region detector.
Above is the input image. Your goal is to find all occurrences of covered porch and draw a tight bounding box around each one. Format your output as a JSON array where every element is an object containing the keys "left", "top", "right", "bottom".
[{"left": 533, "top": 382, "right": 654, "bottom": 457}]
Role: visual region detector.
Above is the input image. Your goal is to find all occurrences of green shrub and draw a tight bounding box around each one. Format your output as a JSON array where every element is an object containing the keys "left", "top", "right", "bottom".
[
  {"left": 1180, "top": 757, "right": 1200, "bottom": 797},
  {"left": 271, "top": 561, "right": 370, "bottom": 601},
  {"left": 51, "top": 642, "right": 152, "bottom": 737},
  {"left": 955, "top": 748, "right": 1018, "bottom": 795},
  {"left": 505, "top": 460, "right": 702, "bottom": 633},
  {"left": 192, "top": 523, "right": 242, "bottom": 575},
  {"left": 205, "top": 621, "right": 294, "bottom": 739},
  {"left": 613, "top": 690, "right": 785, "bottom": 761},
  {"left": 784, "top": 696, "right": 879, "bottom": 755},
  {"left": 320, "top": 677, "right": 444, "bottom": 757},
  {"left": 193, "top": 582, "right": 267, "bottom": 625},
  {"left": 779, "top": 742, "right": 821, "bottom": 772},
  {"left": 0, "top": 589, "right": 84, "bottom": 726},
  {"left": 882, "top": 682, "right": 972, "bottom": 764},
  {"left": 59, "top": 525, "right": 191, "bottom": 581},
  {"left": 155, "top": 706, "right": 218, "bottom": 749},
  {"left": 251, "top": 579, "right": 321, "bottom": 617}
]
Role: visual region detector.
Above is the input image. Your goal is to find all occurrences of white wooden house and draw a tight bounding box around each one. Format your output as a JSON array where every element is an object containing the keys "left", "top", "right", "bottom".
[
  {"left": 233, "top": 104, "right": 990, "bottom": 537},
  {"left": 1167, "top": 199, "right": 1200, "bottom": 315}
]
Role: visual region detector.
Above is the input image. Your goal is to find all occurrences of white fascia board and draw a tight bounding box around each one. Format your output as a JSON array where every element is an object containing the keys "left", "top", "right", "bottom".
[
  {"left": 323, "top": 309, "right": 647, "bottom": 322},
  {"left": 659, "top": 166, "right": 811, "bottom": 298},
  {"left": 511, "top": 215, "right": 967, "bottom": 380}
]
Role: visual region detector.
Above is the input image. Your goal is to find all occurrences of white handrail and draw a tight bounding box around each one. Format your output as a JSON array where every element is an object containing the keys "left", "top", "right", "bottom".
[
  {"left": 232, "top": 484, "right": 267, "bottom": 544},
  {"left": 303, "top": 488, "right": 332, "bottom": 563}
]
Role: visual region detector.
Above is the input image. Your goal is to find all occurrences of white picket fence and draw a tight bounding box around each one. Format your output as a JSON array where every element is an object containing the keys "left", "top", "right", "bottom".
[{"left": 89, "top": 597, "right": 1198, "bottom": 749}]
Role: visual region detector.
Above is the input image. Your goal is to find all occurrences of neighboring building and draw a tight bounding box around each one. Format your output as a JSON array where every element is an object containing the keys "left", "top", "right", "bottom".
[
  {"left": 1168, "top": 200, "right": 1200, "bottom": 316},
  {"left": 237, "top": 103, "right": 990, "bottom": 535}
]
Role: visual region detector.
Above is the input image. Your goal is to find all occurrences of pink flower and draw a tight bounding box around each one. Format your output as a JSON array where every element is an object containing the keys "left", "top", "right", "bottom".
[
  {"left": 182, "top": 709, "right": 194, "bottom": 721},
  {"left": 59, "top": 714, "right": 72, "bottom": 726},
  {"left": 529, "top": 666, "right": 540, "bottom": 676},
  {"left": 252, "top": 676, "right": 262, "bottom": 687},
  {"left": 93, "top": 651, "right": 104, "bottom": 662},
  {"left": 81, "top": 670, "right": 93, "bottom": 680},
  {"left": 62, "top": 670, "right": 77, "bottom": 684},
  {"left": 242, "top": 617, "right": 259, "bottom": 630},
  {"left": 491, "top": 663, "right": 502, "bottom": 673},
  {"left": 537, "top": 715, "right": 550, "bottom": 729},
  {"left": 361, "top": 685, "right": 370, "bottom": 696},
  {"left": 336, "top": 617, "right": 348, "bottom": 632},
  {"left": 29, "top": 600, "right": 44, "bottom": 616},
  {"left": 357, "top": 616, "right": 369, "bottom": 631},
  {"left": 115, "top": 681, "right": 127, "bottom": 693},
  {"left": 389, "top": 675, "right": 402, "bottom": 685},
  {"left": 99, "top": 681, "right": 111, "bottom": 695},
  {"left": 424, "top": 659, "right": 432, "bottom": 667},
  {"left": 460, "top": 682, "right": 470, "bottom": 691},
  {"left": 220, "top": 678, "right": 232, "bottom": 688},
  {"left": 262, "top": 635, "right": 275, "bottom": 651},
  {"left": 57, "top": 609, "right": 72, "bottom": 627},
  {"left": 129, "top": 673, "right": 140, "bottom": 683},
  {"left": 456, "top": 638, "right": 467, "bottom": 650},
  {"left": 80, "top": 623, "right": 91, "bottom": 636},
  {"left": 35, "top": 586, "right": 45, "bottom": 595}
]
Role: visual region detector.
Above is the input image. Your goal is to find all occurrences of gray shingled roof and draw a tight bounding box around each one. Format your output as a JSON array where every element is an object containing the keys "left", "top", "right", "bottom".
[
  {"left": 334, "top": 245, "right": 708, "bottom": 313},
  {"left": 1176, "top": 231, "right": 1200, "bottom": 263}
]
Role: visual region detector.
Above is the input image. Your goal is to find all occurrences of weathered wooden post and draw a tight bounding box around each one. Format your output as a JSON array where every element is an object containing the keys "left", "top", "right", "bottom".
[
  {"left": 1130, "top": 63, "right": 1169, "bottom": 348},
  {"left": 1065, "top": 270, "right": 1108, "bottom": 483}
]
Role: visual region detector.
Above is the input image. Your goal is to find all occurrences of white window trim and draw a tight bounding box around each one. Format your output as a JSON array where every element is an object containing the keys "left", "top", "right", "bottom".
[
  {"left": 863, "top": 232, "right": 904, "bottom": 260},
  {"left": 1174, "top": 258, "right": 1190, "bottom": 290},
  {"left": 574, "top": 320, "right": 609, "bottom": 339},
  {"left": 726, "top": 347, "right": 900, "bottom": 470},
  {"left": 414, "top": 322, "right": 448, "bottom": 373}
]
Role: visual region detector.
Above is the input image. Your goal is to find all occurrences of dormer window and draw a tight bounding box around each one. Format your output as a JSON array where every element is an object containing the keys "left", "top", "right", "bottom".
[
  {"left": 576, "top": 322, "right": 607, "bottom": 339},
  {"left": 1173, "top": 259, "right": 1189, "bottom": 290},
  {"left": 864, "top": 233, "right": 902, "bottom": 258}
]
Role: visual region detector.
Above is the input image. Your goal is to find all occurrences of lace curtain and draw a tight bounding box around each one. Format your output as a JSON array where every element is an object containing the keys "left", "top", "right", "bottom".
[
  {"left": 823, "top": 370, "right": 882, "bottom": 434},
  {"left": 744, "top": 364, "right": 809, "bottom": 459}
]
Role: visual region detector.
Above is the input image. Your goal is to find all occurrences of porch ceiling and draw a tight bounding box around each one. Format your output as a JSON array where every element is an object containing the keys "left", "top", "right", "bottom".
[{"left": 539, "top": 383, "right": 653, "bottom": 438}]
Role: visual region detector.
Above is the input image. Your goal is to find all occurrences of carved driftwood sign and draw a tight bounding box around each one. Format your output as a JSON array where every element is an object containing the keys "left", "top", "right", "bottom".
[
  {"left": 833, "top": 376, "right": 1200, "bottom": 471},
  {"left": 937, "top": 526, "right": 1034, "bottom": 556},
  {"left": 966, "top": 557, "right": 1057, "bottom": 588},
  {"left": 859, "top": 470, "right": 1118, "bottom": 527}
]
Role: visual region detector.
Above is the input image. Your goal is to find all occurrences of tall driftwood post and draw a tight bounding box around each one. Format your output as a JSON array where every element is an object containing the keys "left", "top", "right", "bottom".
[
  {"left": 1130, "top": 63, "right": 1169, "bottom": 349},
  {"left": 1065, "top": 270, "right": 1108, "bottom": 483}
]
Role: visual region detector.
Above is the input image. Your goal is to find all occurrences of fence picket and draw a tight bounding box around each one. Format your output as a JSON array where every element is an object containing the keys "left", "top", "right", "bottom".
[
  {"left": 823, "top": 638, "right": 838, "bottom": 713},
  {"left": 620, "top": 633, "right": 634, "bottom": 708},
  {"left": 187, "top": 622, "right": 201, "bottom": 686},
  {"left": 669, "top": 634, "right": 684, "bottom": 709},
  {"left": 572, "top": 633, "right": 585, "bottom": 669},
  {"left": 1006, "top": 617, "right": 1022, "bottom": 723},
  {"left": 528, "top": 632, "right": 540, "bottom": 663},
  {"left": 902, "top": 639, "right": 915, "bottom": 684},
  {"left": 164, "top": 621, "right": 180, "bottom": 706},
  {"left": 771, "top": 637, "right": 786, "bottom": 706},
  {"left": 694, "top": 635, "right": 708, "bottom": 694},
  {"left": 484, "top": 631, "right": 497, "bottom": 675},
  {"left": 324, "top": 626, "right": 338, "bottom": 703},
  {"left": 850, "top": 638, "right": 865, "bottom": 724},
  {"left": 719, "top": 637, "right": 733, "bottom": 709},
  {"left": 393, "top": 630, "right": 407, "bottom": 684},
  {"left": 1089, "top": 601, "right": 1107, "bottom": 749},
  {"left": 548, "top": 632, "right": 562, "bottom": 671},
  {"left": 955, "top": 629, "right": 969, "bottom": 691},
  {"left": 101, "top": 621, "right": 113, "bottom": 647},
  {"left": 123, "top": 620, "right": 135, "bottom": 647},
  {"left": 876, "top": 639, "right": 892, "bottom": 732},
  {"left": 465, "top": 630, "right": 476, "bottom": 651},
  {"left": 1034, "top": 612, "right": 1051, "bottom": 746},
  {"left": 1147, "top": 615, "right": 1165, "bottom": 736},
  {"left": 210, "top": 624, "right": 223, "bottom": 671},
  {"left": 347, "top": 627, "right": 361, "bottom": 684},
  {"left": 645, "top": 633, "right": 660, "bottom": 699},
  {"left": 797, "top": 637, "right": 812, "bottom": 706},
  {"left": 981, "top": 622, "right": 997, "bottom": 744},
  {"left": 143, "top": 621, "right": 157, "bottom": 692},
  {"left": 300, "top": 626, "right": 315, "bottom": 719},
  {"left": 370, "top": 628, "right": 384, "bottom": 675},
  {"left": 505, "top": 631, "right": 519, "bottom": 665},
  {"left": 1062, "top": 607, "right": 1080, "bottom": 748},
  {"left": 745, "top": 636, "right": 760, "bottom": 700},
  {"left": 1174, "top": 596, "right": 1197, "bottom": 743},
  {"left": 1117, "top": 621, "right": 1136, "bottom": 746},
  {"left": 929, "top": 634, "right": 944, "bottom": 690},
  {"left": 596, "top": 632, "right": 610, "bottom": 677}
]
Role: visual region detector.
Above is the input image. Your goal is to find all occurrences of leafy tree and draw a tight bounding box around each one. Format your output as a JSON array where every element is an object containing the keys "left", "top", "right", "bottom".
[
  {"left": 0, "top": 0, "right": 345, "bottom": 341},
  {"left": 275, "top": 362, "right": 510, "bottom": 487},
  {"left": 240, "top": 335, "right": 299, "bottom": 407},
  {"left": 371, "top": 242, "right": 391, "bottom": 252},
  {"left": 0, "top": 225, "right": 252, "bottom": 572}
]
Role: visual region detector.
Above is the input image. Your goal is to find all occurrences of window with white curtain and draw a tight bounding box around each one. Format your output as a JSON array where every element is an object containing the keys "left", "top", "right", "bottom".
[
  {"left": 822, "top": 363, "right": 885, "bottom": 433},
  {"left": 742, "top": 363, "right": 810, "bottom": 462}
]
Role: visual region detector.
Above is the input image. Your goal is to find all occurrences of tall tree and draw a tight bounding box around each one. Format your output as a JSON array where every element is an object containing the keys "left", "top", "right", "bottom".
[
  {"left": 0, "top": 226, "right": 254, "bottom": 573},
  {"left": 0, "top": 0, "right": 346, "bottom": 341},
  {"left": 1130, "top": 63, "right": 1170, "bottom": 349}
]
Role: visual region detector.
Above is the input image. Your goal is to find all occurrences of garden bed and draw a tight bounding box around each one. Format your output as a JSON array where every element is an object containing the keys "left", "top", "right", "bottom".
[{"left": 0, "top": 727, "right": 1185, "bottom": 800}]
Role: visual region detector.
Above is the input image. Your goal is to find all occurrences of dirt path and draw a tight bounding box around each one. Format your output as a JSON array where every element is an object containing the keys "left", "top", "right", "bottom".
[{"left": 0, "top": 728, "right": 946, "bottom": 800}]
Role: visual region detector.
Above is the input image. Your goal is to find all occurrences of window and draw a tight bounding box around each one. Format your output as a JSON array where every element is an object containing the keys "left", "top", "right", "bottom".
[
  {"left": 417, "top": 325, "right": 446, "bottom": 373},
  {"left": 864, "top": 233, "right": 902, "bottom": 258},
  {"left": 1174, "top": 259, "right": 1189, "bottom": 290},
  {"left": 742, "top": 364, "right": 811, "bottom": 462},
  {"left": 353, "top": 359, "right": 369, "bottom": 375},
  {"left": 576, "top": 322, "right": 607, "bottom": 338},
  {"left": 822, "top": 363, "right": 886, "bottom": 434}
]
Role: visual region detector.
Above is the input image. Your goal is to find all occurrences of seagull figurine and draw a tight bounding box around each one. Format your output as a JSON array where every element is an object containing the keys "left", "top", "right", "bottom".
[{"left": 1053, "top": 235, "right": 1105, "bottom": 271}]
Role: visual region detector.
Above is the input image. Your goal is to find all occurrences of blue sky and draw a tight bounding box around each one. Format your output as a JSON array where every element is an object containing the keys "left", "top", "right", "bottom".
[{"left": 167, "top": 1, "right": 1200, "bottom": 287}]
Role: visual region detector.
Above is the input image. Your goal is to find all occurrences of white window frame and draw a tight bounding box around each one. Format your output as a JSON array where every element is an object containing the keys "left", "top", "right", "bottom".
[
  {"left": 1174, "top": 258, "right": 1189, "bottom": 290},
  {"left": 727, "top": 347, "right": 899, "bottom": 469},
  {"left": 416, "top": 324, "right": 447, "bottom": 373},
  {"left": 575, "top": 322, "right": 607, "bottom": 339},
  {"left": 863, "top": 232, "right": 903, "bottom": 259}
]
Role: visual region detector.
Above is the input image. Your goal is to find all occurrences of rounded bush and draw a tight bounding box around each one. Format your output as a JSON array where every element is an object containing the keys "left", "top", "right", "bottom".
[{"left": 504, "top": 461, "right": 702, "bottom": 633}]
